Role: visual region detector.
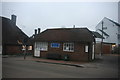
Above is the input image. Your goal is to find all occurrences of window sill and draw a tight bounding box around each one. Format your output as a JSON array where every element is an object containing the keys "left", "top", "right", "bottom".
[{"left": 63, "top": 50, "right": 74, "bottom": 52}]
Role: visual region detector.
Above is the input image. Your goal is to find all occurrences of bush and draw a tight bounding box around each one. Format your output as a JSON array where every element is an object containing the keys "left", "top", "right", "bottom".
[{"left": 47, "top": 53, "right": 61, "bottom": 60}]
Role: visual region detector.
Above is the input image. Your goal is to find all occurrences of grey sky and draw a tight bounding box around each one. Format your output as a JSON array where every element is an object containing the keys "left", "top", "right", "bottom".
[{"left": 1, "top": 2, "right": 118, "bottom": 37}]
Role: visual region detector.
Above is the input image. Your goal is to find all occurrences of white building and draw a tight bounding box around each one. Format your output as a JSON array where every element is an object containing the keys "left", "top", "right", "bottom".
[{"left": 96, "top": 17, "right": 120, "bottom": 46}]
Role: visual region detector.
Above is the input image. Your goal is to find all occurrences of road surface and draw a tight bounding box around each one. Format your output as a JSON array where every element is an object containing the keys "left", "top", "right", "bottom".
[{"left": 2, "top": 54, "right": 119, "bottom": 78}]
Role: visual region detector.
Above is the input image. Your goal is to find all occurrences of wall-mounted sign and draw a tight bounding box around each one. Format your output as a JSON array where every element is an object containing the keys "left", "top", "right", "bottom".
[{"left": 51, "top": 43, "right": 60, "bottom": 48}]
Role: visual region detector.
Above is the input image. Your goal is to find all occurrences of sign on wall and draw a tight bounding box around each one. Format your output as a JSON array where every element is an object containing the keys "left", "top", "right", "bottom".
[{"left": 51, "top": 43, "right": 60, "bottom": 48}]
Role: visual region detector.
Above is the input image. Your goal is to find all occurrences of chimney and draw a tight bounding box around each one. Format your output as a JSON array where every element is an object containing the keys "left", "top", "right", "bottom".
[
  {"left": 38, "top": 28, "right": 41, "bottom": 34},
  {"left": 11, "top": 14, "right": 17, "bottom": 25},
  {"left": 35, "top": 29, "right": 37, "bottom": 35},
  {"left": 73, "top": 25, "right": 75, "bottom": 28}
]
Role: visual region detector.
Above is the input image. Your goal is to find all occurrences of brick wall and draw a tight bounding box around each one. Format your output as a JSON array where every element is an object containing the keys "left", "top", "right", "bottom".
[
  {"left": 6, "top": 45, "right": 23, "bottom": 55},
  {"left": 5, "top": 45, "right": 34, "bottom": 55},
  {"left": 95, "top": 43, "right": 112, "bottom": 54},
  {"left": 40, "top": 42, "right": 90, "bottom": 62}
]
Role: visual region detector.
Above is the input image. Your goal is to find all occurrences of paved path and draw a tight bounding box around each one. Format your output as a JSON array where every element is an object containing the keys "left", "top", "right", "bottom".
[{"left": 2, "top": 54, "right": 119, "bottom": 78}]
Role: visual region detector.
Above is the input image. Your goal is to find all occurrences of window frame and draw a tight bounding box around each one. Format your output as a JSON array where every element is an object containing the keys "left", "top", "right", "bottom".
[
  {"left": 35, "top": 42, "right": 48, "bottom": 51},
  {"left": 63, "top": 43, "right": 74, "bottom": 52},
  {"left": 85, "top": 45, "right": 89, "bottom": 53}
]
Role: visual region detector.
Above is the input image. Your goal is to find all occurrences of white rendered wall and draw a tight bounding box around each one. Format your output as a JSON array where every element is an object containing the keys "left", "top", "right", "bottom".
[{"left": 96, "top": 18, "right": 119, "bottom": 45}]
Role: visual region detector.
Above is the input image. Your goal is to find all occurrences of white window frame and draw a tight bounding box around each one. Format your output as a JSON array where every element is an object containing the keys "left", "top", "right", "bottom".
[
  {"left": 85, "top": 45, "right": 89, "bottom": 52},
  {"left": 63, "top": 43, "right": 74, "bottom": 52},
  {"left": 35, "top": 42, "right": 48, "bottom": 51}
]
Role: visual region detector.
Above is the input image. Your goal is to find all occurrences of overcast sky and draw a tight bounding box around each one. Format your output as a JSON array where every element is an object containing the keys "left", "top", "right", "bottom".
[{"left": 1, "top": 2, "right": 118, "bottom": 37}]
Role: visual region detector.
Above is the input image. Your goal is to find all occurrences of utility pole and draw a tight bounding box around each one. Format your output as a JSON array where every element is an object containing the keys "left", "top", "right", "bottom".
[{"left": 101, "top": 21, "right": 104, "bottom": 56}]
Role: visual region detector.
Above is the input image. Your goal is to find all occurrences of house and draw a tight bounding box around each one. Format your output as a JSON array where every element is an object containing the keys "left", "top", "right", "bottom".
[
  {"left": 1, "top": 15, "right": 32, "bottom": 55},
  {"left": 95, "top": 17, "right": 120, "bottom": 54},
  {"left": 33, "top": 28, "right": 95, "bottom": 62}
]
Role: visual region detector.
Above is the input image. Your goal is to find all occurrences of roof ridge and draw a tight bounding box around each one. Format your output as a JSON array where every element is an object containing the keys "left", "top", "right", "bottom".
[
  {"left": 47, "top": 27, "right": 88, "bottom": 30},
  {"left": 104, "top": 17, "right": 120, "bottom": 27}
]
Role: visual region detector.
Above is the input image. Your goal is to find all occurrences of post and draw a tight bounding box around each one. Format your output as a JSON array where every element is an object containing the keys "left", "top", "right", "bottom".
[
  {"left": 24, "top": 45, "right": 26, "bottom": 60},
  {"left": 101, "top": 21, "right": 104, "bottom": 56}
]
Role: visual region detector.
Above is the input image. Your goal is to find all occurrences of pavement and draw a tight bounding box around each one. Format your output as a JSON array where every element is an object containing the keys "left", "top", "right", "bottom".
[
  {"left": 3, "top": 55, "right": 87, "bottom": 67},
  {"left": 27, "top": 56, "right": 87, "bottom": 67}
]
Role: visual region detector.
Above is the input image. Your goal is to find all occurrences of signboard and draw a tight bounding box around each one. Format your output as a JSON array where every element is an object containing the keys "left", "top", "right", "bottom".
[{"left": 51, "top": 43, "right": 60, "bottom": 48}]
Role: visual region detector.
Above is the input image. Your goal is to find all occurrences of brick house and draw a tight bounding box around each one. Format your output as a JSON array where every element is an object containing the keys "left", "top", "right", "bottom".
[
  {"left": 34, "top": 28, "right": 95, "bottom": 62},
  {"left": 1, "top": 15, "right": 32, "bottom": 55}
]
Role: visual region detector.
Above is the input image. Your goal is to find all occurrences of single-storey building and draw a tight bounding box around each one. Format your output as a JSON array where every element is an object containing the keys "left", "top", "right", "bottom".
[{"left": 34, "top": 28, "right": 95, "bottom": 62}]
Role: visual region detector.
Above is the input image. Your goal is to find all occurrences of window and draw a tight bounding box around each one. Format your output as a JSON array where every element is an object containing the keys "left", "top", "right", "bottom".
[
  {"left": 63, "top": 43, "right": 74, "bottom": 52},
  {"left": 112, "top": 44, "right": 116, "bottom": 50},
  {"left": 85, "top": 45, "right": 88, "bottom": 52},
  {"left": 35, "top": 42, "right": 48, "bottom": 51},
  {"left": 51, "top": 43, "right": 60, "bottom": 48},
  {"left": 22, "top": 45, "right": 26, "bottom": 51},
  {"left": 28, "top": 46, "right": 32, "bottom": 50}
]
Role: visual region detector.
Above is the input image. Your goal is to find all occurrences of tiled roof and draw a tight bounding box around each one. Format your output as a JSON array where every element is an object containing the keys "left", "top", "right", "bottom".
[
  {"left": 1, "top": 16, "right": 29, "bottom": 45},
  {"left": 92, "top": 31, "right": 105, "bottom": 39},
  {"left": 34, "top": 28, "right": 94, "bottom": 42}
]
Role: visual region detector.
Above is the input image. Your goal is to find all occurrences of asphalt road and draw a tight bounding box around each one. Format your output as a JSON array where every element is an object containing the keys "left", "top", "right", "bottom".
[
  {"left": 2, "top": 54, "right": 119, "bottom": 78},
  {"left": 0, "top": 55, "right": 2, "bottom": 79}
]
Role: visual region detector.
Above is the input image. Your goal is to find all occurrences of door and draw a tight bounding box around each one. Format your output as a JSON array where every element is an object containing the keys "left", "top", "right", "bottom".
[
  {"left": 34, "top": 42, "right": 40, "bottom": 57},
  {"left": 102, "top": 44, "right": 111, "bottom": 54},
  {"left": 34, "top": 49, "right": 40, "bottom": 57}
]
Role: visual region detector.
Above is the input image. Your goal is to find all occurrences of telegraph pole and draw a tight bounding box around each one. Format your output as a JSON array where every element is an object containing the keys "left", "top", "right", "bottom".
[{"left": 101, "top": 21, "right": 104, "bottom": 56}]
